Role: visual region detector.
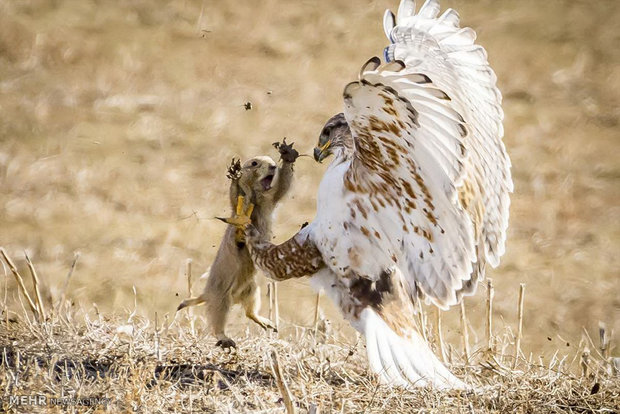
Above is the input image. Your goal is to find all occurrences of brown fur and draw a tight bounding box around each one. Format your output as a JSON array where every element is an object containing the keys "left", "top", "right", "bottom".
[{"left": 177, "top": 154, "right": 295, "bottom": 348}]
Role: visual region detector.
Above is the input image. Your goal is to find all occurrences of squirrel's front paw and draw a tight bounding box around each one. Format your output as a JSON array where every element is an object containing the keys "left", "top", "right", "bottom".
[
  {"left": 226, "top": 158, "right": 242, "bottom": 180},
  {"left": 273, "top": 138, "right": 299, "bottom": 163}
]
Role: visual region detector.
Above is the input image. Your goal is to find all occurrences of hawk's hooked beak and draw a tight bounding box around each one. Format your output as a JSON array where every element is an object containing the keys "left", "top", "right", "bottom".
[{"left": 313, "top": 140, "right": 331, "bottom": 163}]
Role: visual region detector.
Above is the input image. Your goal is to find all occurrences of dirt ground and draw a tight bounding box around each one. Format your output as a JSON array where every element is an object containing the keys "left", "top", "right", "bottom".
[{"left": 1, "top": 0, "right": 619, "bottom": 363}]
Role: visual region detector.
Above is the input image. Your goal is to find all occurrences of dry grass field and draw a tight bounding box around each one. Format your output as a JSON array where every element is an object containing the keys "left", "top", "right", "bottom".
[
  {"left": 1, "top": 0, "right": 619, "bottom": 411},
  {"left": 1, "top": 306, "right": 618, "bottom": 413}
]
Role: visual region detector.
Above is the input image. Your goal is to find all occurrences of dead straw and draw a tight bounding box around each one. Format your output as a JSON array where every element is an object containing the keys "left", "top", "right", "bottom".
[
  {"left": 154, "top": 312, "right": 161, "bottom": 362},
  {"left": 598, "top": 322, "right": 610, "bottom": 360},
  {"left": 460, "top": 300, "right": 470, "bottom": 363},
  {"left": 434, "top": 307, "right": 446, "bottom": 362},
  {"left": 185, "top": 259, "right": 195, "bottom": 335},
  {"left": 270, "top": 282, "right": 279, "bottom": 332},
  {"left": 268, "top": 283, "right": 273, "bottom": 321},
  {"left": 486, "top": 278, "right": 494, "bottom": 352},
  {"left": 313, "top": 292, "right": 320, "bottom": 336},
  {"left": 513, "top": 283, "right": 526, "bottom": 369},
  {"left": 270, "top": 350, "right": 296, "bottom": 414},
  {"left": 56, "top": 252, "right": 80, "bottom": 315},
  {"left": 0, "top": 248, "right": 38, "bottom": 320},
  {"left": 24, "top": 251, "right": 46, "bottom": 321}
]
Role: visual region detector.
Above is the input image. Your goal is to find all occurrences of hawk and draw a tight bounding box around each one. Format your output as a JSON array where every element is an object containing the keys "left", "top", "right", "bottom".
[{"left": 226, "top": 0, "right": 512, "bottom": 389}]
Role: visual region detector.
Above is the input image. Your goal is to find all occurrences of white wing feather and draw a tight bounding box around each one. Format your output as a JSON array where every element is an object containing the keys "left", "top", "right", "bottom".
[{"left": 384, "top": 0, "right": 512, "bottom": 267}]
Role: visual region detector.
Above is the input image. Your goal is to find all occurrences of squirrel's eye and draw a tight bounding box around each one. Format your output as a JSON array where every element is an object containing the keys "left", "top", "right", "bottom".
[{"left": 251, "top": 161, "right": 258, "bottom": 167}]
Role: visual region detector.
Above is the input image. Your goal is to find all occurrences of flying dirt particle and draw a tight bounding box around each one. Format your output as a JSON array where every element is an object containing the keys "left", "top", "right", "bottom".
[{"left": 244, "top": 102, "right": 253, "bottom": 110}]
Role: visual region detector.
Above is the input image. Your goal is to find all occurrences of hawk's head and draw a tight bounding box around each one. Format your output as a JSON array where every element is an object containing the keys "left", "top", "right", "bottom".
[{"left": 314, "top": 113, "right": 353, "bottom": 163}]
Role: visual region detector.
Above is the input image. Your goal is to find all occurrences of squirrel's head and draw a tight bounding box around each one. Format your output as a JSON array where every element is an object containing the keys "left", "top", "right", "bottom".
[{"left": 238, "top": 156, "right": 278, "bottom": 199}]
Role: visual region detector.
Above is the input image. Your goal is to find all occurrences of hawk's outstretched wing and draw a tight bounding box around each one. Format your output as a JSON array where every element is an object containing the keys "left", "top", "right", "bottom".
[
  {"left": 385, "top": 0, "right": 513, "bottom": 292},
  {"left": 310, "top": 0, "right": 511, "bottom": 310}
]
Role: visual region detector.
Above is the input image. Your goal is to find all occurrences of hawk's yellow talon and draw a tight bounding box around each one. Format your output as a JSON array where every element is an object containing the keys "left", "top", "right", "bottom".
[
  {"left": 217, "top": 196, "right": 254, "bottom": 229},
  {"left": 236, "top": 195, "right": 245, "bottom": 215}
]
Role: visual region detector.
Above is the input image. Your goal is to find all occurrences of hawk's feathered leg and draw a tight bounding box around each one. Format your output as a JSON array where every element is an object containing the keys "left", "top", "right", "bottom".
[{"left": 221, "top": 195, "right": 325, "bottom": 281}]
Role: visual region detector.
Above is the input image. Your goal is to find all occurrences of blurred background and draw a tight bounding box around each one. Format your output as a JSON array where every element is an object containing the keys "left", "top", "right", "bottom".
[{"left": 1, "top": 0, "right": 618, "bottom": 359}]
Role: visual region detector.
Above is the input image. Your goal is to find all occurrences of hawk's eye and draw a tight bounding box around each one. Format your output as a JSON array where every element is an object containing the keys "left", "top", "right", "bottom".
[{"left": 251, "top": 161, "right": 258, "bottom": 167}]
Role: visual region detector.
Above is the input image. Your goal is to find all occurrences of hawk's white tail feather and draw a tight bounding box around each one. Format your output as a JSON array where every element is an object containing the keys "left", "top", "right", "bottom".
[
  {"left": 310, "top": 270, "right": 467, "bottom": 390},
  {"left": 361, "top": 308, "right": 467, "bottom": 390}
]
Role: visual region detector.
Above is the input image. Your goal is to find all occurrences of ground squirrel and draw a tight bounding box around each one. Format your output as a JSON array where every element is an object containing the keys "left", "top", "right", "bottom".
[{"left": 177, "top": 139, "right": 299, "bottom": 348}]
